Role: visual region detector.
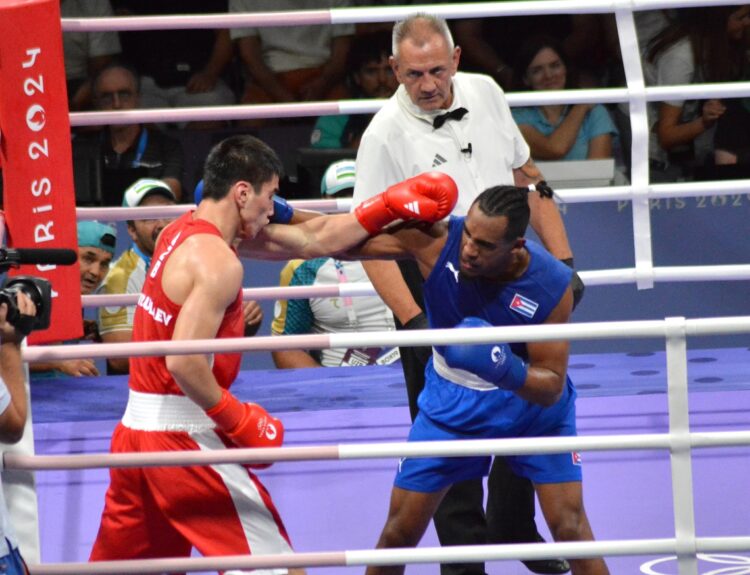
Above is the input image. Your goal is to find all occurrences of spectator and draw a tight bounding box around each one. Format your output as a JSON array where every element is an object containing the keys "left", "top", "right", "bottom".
[
  {"left": 0, "top": 289, "right": 37, "bottom": 575},
  {"left": 511, "top": 35, "right": 617, "bottom": 161},
  {"left": 452, "top": 12, "right": 621, "bottom": 91},
  {"left": 230, "top": 0, "right": 354, "bottom": 109},
  {"left": 30, "top": 221, "right": 116, "bottom": 378},
  {"left": 644, "top": 5, "right": 750, "bottom": 181},
  {"left": 714, "top": 98, "right": 750, "bottom": 166},
  {"left": 112, "top": 0, "right": 235, "bottom": 129},
  {"left": 78, "top": 60, "right": 184, "bottom": 203},
  {"left": 61, "top": 0, "right": 121, "bottom": 111},
  {"left": 271, "top": 160, "right": 397, "bottom": 368},
  {"left": 310, "top": 31, "right": 398, "bottom": 149}
]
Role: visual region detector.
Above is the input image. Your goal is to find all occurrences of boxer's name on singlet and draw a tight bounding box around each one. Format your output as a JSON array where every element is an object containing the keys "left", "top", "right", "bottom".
[
  {"left": 149, "top": 230, "right": 182, "bottom": 279},
  {"left": 137, "top": 293, "right": 173, "bottom": 326}
]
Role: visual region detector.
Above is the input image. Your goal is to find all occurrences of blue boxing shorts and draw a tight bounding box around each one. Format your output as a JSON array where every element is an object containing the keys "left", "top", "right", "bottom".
[{"left": 395, "top": 369, "right": 582, "bottom": 493}]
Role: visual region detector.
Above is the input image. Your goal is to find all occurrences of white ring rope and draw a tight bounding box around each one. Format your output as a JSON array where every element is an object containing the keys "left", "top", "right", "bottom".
[
  {"left": 30, "top": 538, "right": 750, "bottom": 575},
  {"left": 21, "top": 315, "right": 750, "bottom": 362},
  {"left": 7, "top": 431, "right": 750, "bottom": 472}
]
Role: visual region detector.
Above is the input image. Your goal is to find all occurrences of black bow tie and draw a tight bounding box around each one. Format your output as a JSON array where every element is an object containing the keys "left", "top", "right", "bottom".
[{"left": 432, "top": 107, "right": 468, "bottom": 129}]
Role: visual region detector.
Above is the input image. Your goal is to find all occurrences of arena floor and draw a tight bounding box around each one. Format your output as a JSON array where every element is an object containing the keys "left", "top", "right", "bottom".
[{"left": 31, "top": 348, "right": 750, "bottom": 574}]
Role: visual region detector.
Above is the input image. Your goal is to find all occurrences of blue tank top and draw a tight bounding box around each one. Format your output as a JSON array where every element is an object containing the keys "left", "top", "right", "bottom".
[
  {"left": 418, "top": 216, "right": 576, "bottom": 435},
  {"left": 424, "top": 215, "right": 573, "bottom": 360}
]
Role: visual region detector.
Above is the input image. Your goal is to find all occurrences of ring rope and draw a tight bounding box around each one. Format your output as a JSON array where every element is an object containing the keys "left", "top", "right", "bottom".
[
  {"left": 66, "top": 82, "right": 750, "bottom": 127},
  {"left": 31, "top": 537, "right": 740, "bottom": 575},
  {"left": 20, "top": 315, "right": 750, "bottom": 362},
  {"left": 6, "top": 431, "right": 750, "bottom": 472}
]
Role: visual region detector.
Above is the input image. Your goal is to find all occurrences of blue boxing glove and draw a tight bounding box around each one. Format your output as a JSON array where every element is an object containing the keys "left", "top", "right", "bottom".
[
  {"left": 194, "top": 179, "right": 204, "bottom": 204},
  {"left": 444, "top": 317, "right": 528, "bottom": 391},
  {"left": 270, "top": 195, "right": 294, "bottom": 224}
]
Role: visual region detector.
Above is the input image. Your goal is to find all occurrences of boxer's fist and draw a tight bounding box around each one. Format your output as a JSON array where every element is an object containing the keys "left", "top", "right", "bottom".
[
  {"left": 206, "top": 389, "right": 284, "bottom": 468},
  {"left": 444, "top": 317, "right": 527, "bottom": 391},
  {"left": 270, "top": 195, "right": 294, "bottom": 224},
  {"left": 354, "top": 172, "right": 458, "bottom": 234}
]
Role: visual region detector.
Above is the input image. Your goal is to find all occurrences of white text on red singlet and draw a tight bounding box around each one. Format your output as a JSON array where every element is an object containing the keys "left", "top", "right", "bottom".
[{"left": 137, "top": 293, "right": 173, "bottom": 326}]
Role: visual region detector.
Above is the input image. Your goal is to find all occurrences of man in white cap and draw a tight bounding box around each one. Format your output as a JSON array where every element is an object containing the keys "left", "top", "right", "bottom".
[
  {"left": 98, "top": 179, "right": 177, "bottom": 374},
  {"left": 271, "top": 159, "right": 398, "bottom": 368}
]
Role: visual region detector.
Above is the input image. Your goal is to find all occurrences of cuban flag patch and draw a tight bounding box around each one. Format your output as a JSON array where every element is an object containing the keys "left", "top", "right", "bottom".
[
  {"left": 572, "top": 452, "right": 582, "bottom": 466},
  {"left": 509, "top": 293, "right": 539, "bottom": 319}
]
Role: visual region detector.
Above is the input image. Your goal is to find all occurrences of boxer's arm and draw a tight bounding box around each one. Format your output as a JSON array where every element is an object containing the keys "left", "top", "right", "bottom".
[
  {"left": 238, "top": 212, "right": 371, "bottom": 260},
  {"left": 239, "top": 173, "right": 457, "bottom": 260},
  {"left": 514, "top": 285, "right": 574, "bottom": 406},
  {"left": 165, "top": 245, "right": 242, "bottom": 409}
]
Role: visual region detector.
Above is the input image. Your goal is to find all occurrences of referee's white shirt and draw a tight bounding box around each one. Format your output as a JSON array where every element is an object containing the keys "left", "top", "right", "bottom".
[{"left": 353, "top": 72, "right": 530, "bottom": 217}]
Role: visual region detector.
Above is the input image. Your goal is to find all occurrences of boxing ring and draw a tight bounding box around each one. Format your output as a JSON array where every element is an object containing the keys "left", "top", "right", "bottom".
[{"left": 4, "top": 0, "right": 750, "bottom": 573}]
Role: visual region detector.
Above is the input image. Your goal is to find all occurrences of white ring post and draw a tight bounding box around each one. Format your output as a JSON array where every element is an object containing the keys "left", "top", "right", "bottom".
[
  {"left": 665, "top": 317, "right": 697, "bottom": 575},
  {"left": 615, "top": 3, "right": 654, "bottom": 289}
]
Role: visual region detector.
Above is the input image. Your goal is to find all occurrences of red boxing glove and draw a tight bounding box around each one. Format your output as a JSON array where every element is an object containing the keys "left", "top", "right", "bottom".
[
  {"left": 206, "top": 389, "right": 284, "bottom": 468},
  {"left": 354, "top": 172, "right": 458, "bottom": 234}
]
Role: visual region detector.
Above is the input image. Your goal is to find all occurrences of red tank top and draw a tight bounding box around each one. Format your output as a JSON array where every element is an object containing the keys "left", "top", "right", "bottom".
[{"left": 130, "top": 211, "right": 243, "bottom": 395}]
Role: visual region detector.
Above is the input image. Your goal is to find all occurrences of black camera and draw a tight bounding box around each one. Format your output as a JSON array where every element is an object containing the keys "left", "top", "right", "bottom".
[{"left": 0, "top": 276, "right": 51, "bottom": 336}]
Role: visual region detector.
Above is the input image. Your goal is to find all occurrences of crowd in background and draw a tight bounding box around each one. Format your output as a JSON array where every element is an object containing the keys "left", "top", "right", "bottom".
[{"left": 53, "top": 1, "right": 750, "bottom": 211}]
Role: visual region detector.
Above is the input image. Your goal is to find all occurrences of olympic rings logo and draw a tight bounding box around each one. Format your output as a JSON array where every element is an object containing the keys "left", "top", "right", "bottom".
[{"left": 641, "top": 554, "right": 750, "bottom": 574}]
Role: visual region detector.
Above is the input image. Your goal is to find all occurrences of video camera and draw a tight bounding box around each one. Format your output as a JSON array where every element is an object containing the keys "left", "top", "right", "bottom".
[{"left": 0, "top": 248, "right": 77, "bottom": 336}]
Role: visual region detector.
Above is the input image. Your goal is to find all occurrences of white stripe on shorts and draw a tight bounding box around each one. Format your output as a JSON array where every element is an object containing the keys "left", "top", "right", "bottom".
[{"left": 193, "top": 429, "right": 293, "bottom": 575}]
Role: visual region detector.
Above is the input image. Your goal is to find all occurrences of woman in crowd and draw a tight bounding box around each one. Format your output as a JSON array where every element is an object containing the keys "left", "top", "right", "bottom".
[
  {"left": 511, "top": 35, "right": 617, "bottom": 161},
  {"left": 644, "top": 5, "right": 750, "bottom": 181}
]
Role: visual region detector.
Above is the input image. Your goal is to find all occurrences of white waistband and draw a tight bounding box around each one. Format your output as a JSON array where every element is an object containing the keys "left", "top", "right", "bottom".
[
  {"left": 122, "top": 389, "right": 216, "bottom": 432},
  {"left": 432, "top": 351, "right": 498, "bottom": 392}
]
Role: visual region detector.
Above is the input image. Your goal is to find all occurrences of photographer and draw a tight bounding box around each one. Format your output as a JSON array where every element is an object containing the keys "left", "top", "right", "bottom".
[{"left": 0, "top": 289, "right": 36, "bottom": 574}]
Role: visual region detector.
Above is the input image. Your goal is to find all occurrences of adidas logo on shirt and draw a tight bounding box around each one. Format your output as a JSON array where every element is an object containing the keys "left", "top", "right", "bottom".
[
  {"left": 403, "top": 201, "right": 421, "bottom": 214},
  {"left": 432, "top": 153, "right": 447, "bottom": 167}
]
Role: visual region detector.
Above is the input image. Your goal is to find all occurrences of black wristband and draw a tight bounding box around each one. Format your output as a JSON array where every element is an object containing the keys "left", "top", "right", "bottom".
[
  {"left": 535, "top": 180, "right": 555, "bottom": 199},
  {"left": 560, "top": 257, "right": 575, "bottom": 269},
  {"left": 559, "top": 258, "right": 584, "bottom": 310},
  {"left": 403, "top": 312, "right": 428, "bottom": 331},
  {"left": 402, "top": 312, "right": 432, "bottom": 366}
]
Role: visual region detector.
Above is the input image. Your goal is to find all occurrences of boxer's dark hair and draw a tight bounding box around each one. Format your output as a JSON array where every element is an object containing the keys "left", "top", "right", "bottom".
[
  {"left": 202, "top": 135, "right": 284, "bottom": 200},
  {"left": 473, "top": 185, "right": 530, "bottom": 241}
]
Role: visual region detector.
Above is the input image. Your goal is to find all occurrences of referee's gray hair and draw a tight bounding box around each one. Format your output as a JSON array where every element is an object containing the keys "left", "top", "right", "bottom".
[{"left": 392, "top": 13, "right": 455, "bottom": 59}]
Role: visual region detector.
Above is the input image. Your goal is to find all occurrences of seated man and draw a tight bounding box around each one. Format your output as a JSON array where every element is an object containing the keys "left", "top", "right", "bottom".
[
  {"left": 77, "top": 60, "right": 184, "bottom": 203},
  {"left": 271, "top": 160, "right": 397, "bottom": 368},
  {"left": 353, "top": 185, "right": 608, "bottom": 575},
  {"left": 310, "top": 31, "right": 398, "bottom": 149},
  {"left": 230, "top": 0, "right": 354, "bottom": 107},
  {"left": 31, "top": 221, "right": 116, "bottom": 378}
]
